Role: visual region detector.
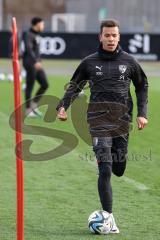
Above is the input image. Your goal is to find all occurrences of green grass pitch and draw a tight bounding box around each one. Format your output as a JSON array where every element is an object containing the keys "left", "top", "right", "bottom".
[{"left": 0, "top": 60, "right": 160, "bottom": 240}]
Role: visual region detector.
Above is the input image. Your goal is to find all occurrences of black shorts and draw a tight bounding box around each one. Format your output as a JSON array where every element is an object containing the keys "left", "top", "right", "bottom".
[{"left": 92, "top": 134, "right": 129, "bottom": 176}]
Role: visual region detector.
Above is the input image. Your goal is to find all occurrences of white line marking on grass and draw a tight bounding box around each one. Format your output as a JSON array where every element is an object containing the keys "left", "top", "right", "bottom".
[{"left": 121, "top": 176, "right": 149, "bottom": 191}]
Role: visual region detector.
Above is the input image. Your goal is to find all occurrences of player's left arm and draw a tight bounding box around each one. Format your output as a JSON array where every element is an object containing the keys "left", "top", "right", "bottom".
[
  {"left": 136, "top": 116, "right": 148, "bottom": 130},
  {"left": 131, "top": 61, "right": 148, "bottom": 130}
]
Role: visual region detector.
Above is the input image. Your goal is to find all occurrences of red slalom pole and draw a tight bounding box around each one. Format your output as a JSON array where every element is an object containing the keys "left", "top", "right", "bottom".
[{"left": 12, "top": 17, "right": 24, "bottom": 240}]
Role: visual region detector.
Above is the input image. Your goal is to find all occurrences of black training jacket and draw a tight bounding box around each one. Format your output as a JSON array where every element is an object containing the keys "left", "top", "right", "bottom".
[
  {"left": 22, "top": 28, "right": 41, "bottom": 67},
  {"left": 56, "top": 44, "right": 148, "bottom": 120}
]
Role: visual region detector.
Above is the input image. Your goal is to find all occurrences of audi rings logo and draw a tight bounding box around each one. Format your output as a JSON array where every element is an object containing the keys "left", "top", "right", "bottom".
[{"left": 40, "top": 37, "right": 66, "bottom": 55}]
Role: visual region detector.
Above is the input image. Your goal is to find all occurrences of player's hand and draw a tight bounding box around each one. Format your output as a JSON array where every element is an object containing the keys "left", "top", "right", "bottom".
[
  {"left": 136, "top": 117, "right": 148, "bottom": 130},
  {"left": 57, "top": 107, "right": 67, "bottom": 121},
  {"left": 34, "top": 62, "right": 42, "bottom": 70}
]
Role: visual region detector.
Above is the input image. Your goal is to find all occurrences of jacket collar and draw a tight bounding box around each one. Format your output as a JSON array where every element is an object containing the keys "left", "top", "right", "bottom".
[
  {"left": 30, "top": 28, "right": 39, "bottom": 35},
  {"left": 98, "top": 43, "right": 122, "bottom": 60}
]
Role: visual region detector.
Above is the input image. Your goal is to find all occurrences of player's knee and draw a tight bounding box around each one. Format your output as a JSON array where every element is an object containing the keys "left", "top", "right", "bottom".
[
  {"left": 112, "top": 149, "right": 127, "bottom": 177},
  {"left": 98, "top": 163, "right": 112, "bottom": 179},
  {"left": 42, "top": 82, "right": 49, "bottom": 91},
  {"left": 112, "top": 159, "right": 127, "bottom": 177},
  {"left": 44, "top": 82, "right": 49, "bottom": 90},
  {"left": 112, "top": 167, "right": 125, "bottom": 177},
  {"left": 94, "top": 146, "right": 112, "bottom": 163}
]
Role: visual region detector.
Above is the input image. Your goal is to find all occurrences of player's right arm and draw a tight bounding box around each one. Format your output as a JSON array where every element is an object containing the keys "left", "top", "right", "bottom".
[{"left": 56, "top": 60, "right": 88, "bottom": 121}]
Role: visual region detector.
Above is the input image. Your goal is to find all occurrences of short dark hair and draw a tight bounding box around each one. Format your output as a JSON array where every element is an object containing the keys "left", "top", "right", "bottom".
[
  {"left": 31, "top": 17, "right": 43, "bottom": 26},
  {"left": 100, "top": 19, "right": 119, "bottom": 33}
]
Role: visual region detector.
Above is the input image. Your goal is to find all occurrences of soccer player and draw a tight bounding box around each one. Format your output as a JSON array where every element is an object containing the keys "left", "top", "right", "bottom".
[
  {"left": 23, "top": 17, "right": 49, "bottom": 117},
  {"left": 56, "top": 19, "right": 148, "bottom": 233}
]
